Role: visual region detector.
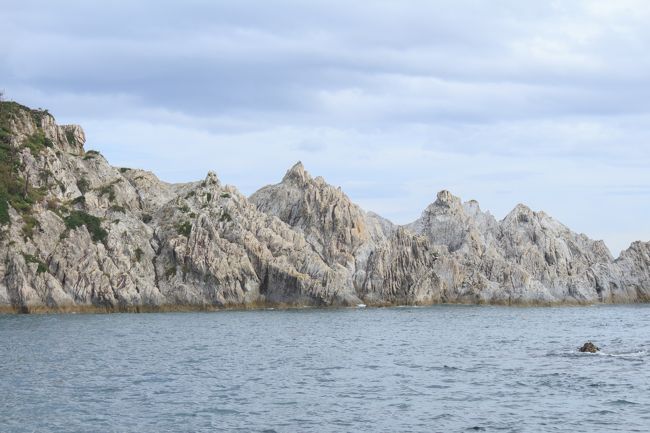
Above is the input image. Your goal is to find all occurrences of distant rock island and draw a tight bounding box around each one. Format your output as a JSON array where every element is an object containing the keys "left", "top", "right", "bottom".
[{"left": 1, "top": 101, "right": 648, "bottom": 313}]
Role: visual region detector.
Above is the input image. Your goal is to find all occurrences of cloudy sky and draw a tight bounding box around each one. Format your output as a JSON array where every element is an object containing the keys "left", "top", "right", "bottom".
[{"left": 2, "top": 0, "right": 649, "bottom": 254}]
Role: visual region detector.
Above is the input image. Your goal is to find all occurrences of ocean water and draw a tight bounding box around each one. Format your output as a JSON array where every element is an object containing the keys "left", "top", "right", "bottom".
[{"left": 1, "top": 305, "right": 649, "bottom": 433}]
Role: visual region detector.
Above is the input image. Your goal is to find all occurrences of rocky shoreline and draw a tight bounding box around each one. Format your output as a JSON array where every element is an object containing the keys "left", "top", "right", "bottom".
[
  {"left": 1, "top": 101, "right": 649, "bottom": 313},
  {"left": 0, "top": 298, "right": 631, "bottom": 315}
]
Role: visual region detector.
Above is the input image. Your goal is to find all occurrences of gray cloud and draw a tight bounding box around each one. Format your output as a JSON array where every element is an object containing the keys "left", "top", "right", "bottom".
[{"left": 1, "top": 0, "right": 649, "bottom": 253}]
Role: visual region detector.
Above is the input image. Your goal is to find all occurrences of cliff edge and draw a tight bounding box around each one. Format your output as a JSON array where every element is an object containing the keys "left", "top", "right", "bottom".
[{"left": 0, "top": 101, "right": 648, "bottom": 312}]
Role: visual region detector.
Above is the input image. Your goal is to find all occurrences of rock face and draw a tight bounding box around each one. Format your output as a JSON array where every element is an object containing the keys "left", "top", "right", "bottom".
[
  {"left": 250, "top": 162, "right": 442, "bottom": 305},
  {"left": 0, "top": 102, "right": 351, "bottom": 311},
  {"left": 0, "top": 101, "right": 649, "bottom": 312},
  {"left": 405, "top": 190, "right": 626, "bottom": 304}
]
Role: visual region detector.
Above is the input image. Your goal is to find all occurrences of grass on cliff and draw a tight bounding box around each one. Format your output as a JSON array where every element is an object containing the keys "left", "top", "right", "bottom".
[
  {"left": 83, "top": 150, "right": 100, "bottom": 160},
  {"left": 0, "top": 144, "right": 47, "bottom": 230},
  {"left": 98, "top": 184, "right": 116, "bottom": 202},
  {"left": 22, "top": 253, "right": 47, "bottom": 274},
  {"left": 0, "top": 101, "right": 51, "bottom": 231},
  {"left": 177, "top": 221, "right": 192, "bottom": 237},
  {"left": 24, "top": 130, "right": 54, "bottom": 155},
  {"left": 0, "top": 194, "right": 9, "bottom": 225},
  {"left": 65, "top": 129, "right": 76, "bottom": 147},
  {"left": 64, "top": 210, "right": 108, "bottom": 244}
]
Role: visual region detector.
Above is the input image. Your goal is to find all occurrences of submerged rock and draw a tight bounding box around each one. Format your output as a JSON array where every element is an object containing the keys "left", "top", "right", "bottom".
[{"left": 579, "top": 342, "right": 600, "bottom": 353}]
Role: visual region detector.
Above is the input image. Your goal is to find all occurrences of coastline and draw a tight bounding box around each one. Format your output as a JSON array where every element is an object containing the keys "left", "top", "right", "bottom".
[
  {"left": 1, "top": 297, "right": 646, "bottom": 315},
  {"left": 1, "top": 101, "right": 648, "bottom": 314}
]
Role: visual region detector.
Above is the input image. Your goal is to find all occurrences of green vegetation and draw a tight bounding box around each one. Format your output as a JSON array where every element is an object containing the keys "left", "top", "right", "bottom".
[
  {"left": 134, "top": 247, "right": 144, "bottom": 262},
  {"left": 50, "top": 202, "right": 69, "bottom": 219},
  {"left": 109, "top": 205, "right": 126, "bottom": 213},
  {"left": 0, "top": 101, "right": 33, "bottom": 124},
  {"left": 83, "top": 150, "right": 100, "bottom": 160},
  {"left": 65, "top": 129, "right": 76, "bottom": 146},
  {"left": 21, "top": 215, "right": 39, "bottom": 239},
  {"left": 24, "top": 131, "right": 53, "bottom": 155},
  {"left": 0, "top": 101, "right": 50, "bottom": 229},
  {"left": 54, "top": 178, "right": 65, "bottom": 193},
  {"left": 30, "top": 108, "right": 50, "bottom": 125},
  {"left": 12, "top": 186, "right": 46, "bottom": 214},
  {"left": 22, "top": 253, "right": 47, "bottom": 274},
  {"left": 97, "top": 179, "right": 121, "bottom": 203},
  {"left": 177, "top": 221, "right": 192, "bottom": 237},
  {"left": 98, "top": 184, "right": 116, "bottom": 202},
  {"left": 220, "top": 192, "right": 231, "bottom": 198},
  {"left": 165, "top": 266, "right": 177, "bottom": 278},
  {"left": 178, "top": 204, "right": 190, "bottom": 213},
  {"left": 1, "top": 175, "right": 47, "bottom": 234},
  {"left": 71, "top": 195, "right": 86, "bottom": 206},
  {"left": 0, "top": 129, "right": 10, "bottom": 147},
  {"left": 205, "top": 193, "right": 212, "bottom": 202},
  {"left": 119, "top": 167, "right": 130, "bottom": 173},
  {"left": 76, "top": 178, "right": 90, "bottom": 194},
  {"left": 0, "top": 192, "right": 9, "bottom": 224},
  {"left": 64, "top": 210, "right": 108, "bottom": 244},
  {"left": 38, "top": 169, "right": 53, "bottom": 188},
  {"left": 220, "top": 211, "right": 232, "bottom": 223}
]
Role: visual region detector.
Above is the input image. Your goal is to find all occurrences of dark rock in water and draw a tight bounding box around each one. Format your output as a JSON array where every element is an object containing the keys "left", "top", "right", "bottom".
[{"left": 579, "top": 342, "right": 600, "bottom": 353}]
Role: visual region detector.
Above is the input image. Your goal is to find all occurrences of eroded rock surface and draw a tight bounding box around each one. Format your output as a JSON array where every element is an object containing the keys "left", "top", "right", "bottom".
[
  {"left": 405, "top": 190, "right": 631, "bottom": 304},
  {"left": 0, "top": 101, "right": 648, "bottom": 312}
]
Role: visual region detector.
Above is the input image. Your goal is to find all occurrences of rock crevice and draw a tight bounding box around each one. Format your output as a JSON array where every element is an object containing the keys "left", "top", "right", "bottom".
[{"left": 0, "top": 101, "right": 648, "bottom": 312}]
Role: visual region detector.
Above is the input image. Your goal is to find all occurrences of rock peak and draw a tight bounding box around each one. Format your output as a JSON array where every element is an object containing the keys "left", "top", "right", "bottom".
[
  {"left": 2, "top": 100, "right": 650, "bottom": 313},
  {"left": 435, "top": 190, "right": 462, "bottom": 208},
  {"left": 510, "top": 203, "right": 533, "bottom": 216},
  {"left": 204, "top": 171, "right": 220, "bottom": 186},
  {"left": 282, "top": 161, "right": 310, "bottom": 183}
]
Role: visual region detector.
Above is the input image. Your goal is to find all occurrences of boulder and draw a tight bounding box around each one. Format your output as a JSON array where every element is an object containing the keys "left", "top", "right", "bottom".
[{"left": 578, "top": 342, "right": 600, "bottom": 353}]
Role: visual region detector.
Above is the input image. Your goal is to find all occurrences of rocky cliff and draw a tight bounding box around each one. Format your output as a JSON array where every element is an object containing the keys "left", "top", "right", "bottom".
[{"left": 0, "top": 101, "right": 648, "bottom": 312}]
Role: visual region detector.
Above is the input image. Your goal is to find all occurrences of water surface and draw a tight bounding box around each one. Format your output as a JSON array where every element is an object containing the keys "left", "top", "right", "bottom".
[{"left": 1, "top": 305, "right": 649, "bottom": 432}]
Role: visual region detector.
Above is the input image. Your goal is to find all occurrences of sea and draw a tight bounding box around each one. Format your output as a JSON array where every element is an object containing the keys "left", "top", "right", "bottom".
[{"left": 1, "top": 305, "right": 649, "bottom": 432}]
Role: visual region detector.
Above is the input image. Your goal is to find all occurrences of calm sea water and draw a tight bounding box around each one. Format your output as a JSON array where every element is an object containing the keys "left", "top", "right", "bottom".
[{"left": 1, "top": 305, "right": 649, "bottom": 432}]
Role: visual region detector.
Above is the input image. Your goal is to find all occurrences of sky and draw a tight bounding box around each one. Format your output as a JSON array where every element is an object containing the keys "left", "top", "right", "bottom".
[{"left": 1, "top": 0, "right": 649, "bottom": 255}]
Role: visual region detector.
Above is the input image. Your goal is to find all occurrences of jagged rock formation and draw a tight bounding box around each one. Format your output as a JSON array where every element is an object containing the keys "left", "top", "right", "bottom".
[
  {"left": 0, "top": 101, "right": 648, "bottom": 312},
  {"left": 250, "top": 162, "right": 442, "bottom": 305},
  {"left": 0, "top": 102, "right": 353, "bottom": 312},
  {"left": 406, "top": 190, "right": 649, "bottom": 304}
]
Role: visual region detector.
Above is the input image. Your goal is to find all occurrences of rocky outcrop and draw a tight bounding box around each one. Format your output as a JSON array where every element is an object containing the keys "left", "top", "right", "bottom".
[
  {"left": 405, "top": 189, "right": 644, "bottom": 304},
  {"left": 0, "top": 100, "right": 649, "bottom": 312},
  {"left": 250, "top": 162, "right": 442, "bottom": 304},
  {"left": 0, "top": 102, "right": 354, "bottom": 312},
  {"left": 586, "top": 241, "right": 650, "bottom": 303},
  {"left": 579, "top": 342, "right": 600, "bottom": 353}
]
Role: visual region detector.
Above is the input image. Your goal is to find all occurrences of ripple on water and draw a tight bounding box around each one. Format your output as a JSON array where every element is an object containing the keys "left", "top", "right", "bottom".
[
  {"left": 1, "top": 304, "right": 650, "bottom": 433},
  {"left": 606, "top": 399, "right": 640, "bottom": 406}
]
